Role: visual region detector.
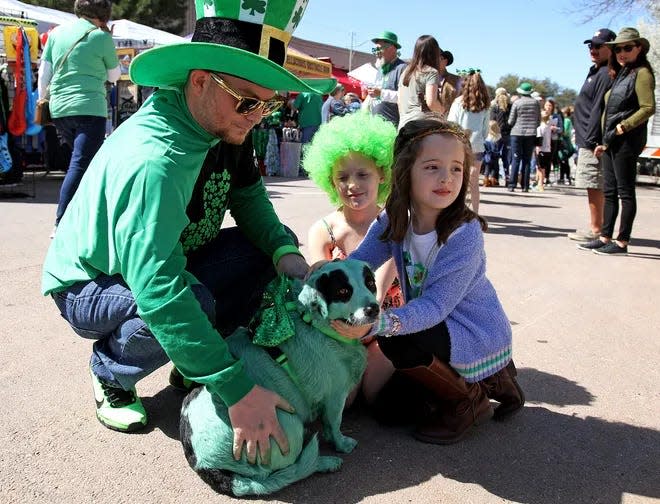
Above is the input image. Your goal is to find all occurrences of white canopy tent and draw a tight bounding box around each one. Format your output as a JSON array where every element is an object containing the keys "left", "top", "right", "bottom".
[
  {"left": 110, "top": 19, "right": 184, "bottom": 47},
  {"left": 0, "top": 0, "right": 184, "bottom": 46},
  {"left": 0, "top": 0, "right": 75, "bottom": 31}
]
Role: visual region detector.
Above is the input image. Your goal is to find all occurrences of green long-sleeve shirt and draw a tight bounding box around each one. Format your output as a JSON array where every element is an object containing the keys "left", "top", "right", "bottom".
[{"left": 42, "top": 88, "right": 299, "bottom": 406}]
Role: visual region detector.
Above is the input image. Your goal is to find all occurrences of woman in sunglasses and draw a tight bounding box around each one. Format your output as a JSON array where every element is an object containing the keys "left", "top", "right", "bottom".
[{"left": 581, "top": 28, "right": 656, "bottom": 255}]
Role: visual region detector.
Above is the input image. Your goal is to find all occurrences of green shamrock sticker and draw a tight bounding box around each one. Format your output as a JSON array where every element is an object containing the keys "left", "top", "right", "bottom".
[{"left": 241, "top": 0, "right": 266, "bottom": 16}]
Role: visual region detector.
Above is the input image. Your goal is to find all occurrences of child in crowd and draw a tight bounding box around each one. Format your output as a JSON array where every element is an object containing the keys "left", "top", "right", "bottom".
[
  {"left": 333, "top": 117, "right": 524, "bottom": 444},
  {"left": 304, "top": 112, "right": 402, "bottom": 405},
  {"left": 447, "top": 70, "right": 490, "bottom": 214},
  {"left": 535, "top": 109, "right": 553, "bottom": 191},
  {"left": 482, "top": 120, "right": 502, "bottom": 187}
]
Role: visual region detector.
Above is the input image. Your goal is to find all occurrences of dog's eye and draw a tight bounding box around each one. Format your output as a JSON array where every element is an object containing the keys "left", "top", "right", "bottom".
[
  {"left": 365, "top": 278, "right": 376, "bottom": 293},
  {"left": 334, "top": 287, "right": 352, "bottom": 302}
]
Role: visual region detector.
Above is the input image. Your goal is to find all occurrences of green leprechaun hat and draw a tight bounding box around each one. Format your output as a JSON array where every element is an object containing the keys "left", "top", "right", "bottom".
[{"left": 129, "top": 0, "right": 336, "bottom": 94}]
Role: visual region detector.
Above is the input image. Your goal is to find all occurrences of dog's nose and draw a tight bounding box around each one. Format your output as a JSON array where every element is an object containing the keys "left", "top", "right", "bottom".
[{"left": 364, "top": 303, "right": 380, "bottom": 318}]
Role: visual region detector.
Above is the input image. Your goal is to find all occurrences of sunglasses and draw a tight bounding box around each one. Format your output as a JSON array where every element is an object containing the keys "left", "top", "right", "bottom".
[
  {"left": 371, "top": 44, "right": 391, "bottom": 55},
  {"left": 209, "top": 73, "right": 284, "bottom": 116},
  {"left": 587, "top": 43, "right": 603, "bottom": 50},
  {"left": 613, "top": 44, "right": 638, "bottom": 54}
]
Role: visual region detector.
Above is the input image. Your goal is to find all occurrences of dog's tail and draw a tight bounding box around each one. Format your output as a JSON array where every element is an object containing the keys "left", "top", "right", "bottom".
[{"left": 231, "top": 433, "right": 342, "bottom": 496}]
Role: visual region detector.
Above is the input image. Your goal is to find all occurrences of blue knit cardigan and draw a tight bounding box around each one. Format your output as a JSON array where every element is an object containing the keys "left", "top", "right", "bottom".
[{"left": 349, "top": 213, "right": 512, "bottom": 382}]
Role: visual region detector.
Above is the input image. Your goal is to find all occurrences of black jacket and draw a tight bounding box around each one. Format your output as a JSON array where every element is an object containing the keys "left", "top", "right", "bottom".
[
  {"left": 602, "top": 66, "right": 645, "bottom": 147},
  {"left": 573, "top": 64, "right": 612, "bottom": 150}
]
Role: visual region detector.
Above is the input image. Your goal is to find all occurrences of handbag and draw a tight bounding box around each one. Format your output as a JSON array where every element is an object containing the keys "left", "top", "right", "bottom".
[
  {"left": 36, "top": 26, "right": 96, "bottom": 126},
  {"left": 34, "top": 98, "right": 50, "bottom": 125}
]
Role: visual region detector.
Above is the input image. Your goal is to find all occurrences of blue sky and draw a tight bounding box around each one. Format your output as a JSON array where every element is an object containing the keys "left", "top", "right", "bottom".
[{"left": 294, "top": 0, "right": 649, "bottom": 92}]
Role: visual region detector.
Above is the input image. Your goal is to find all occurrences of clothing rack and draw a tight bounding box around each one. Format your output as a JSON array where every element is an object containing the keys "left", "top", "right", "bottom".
[{"left": 0, "top": 14, "right": 44, "bottom": 197}]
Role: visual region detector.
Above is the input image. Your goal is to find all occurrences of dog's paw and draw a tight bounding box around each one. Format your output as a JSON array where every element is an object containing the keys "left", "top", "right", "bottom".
[
  {"left": 334, "top": 435, "right": 358, "bottom": 454},
  {"left": 317, "top": 455, "right": 343, "bottom": 473}
]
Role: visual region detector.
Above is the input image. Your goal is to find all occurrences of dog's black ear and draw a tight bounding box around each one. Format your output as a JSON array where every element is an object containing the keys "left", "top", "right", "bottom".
[
  {"left": 298, "top": 284, "right": 328, "bottom": 319},
  {"left": 363, "top": 265, "right": 377, "bottom": 293}
]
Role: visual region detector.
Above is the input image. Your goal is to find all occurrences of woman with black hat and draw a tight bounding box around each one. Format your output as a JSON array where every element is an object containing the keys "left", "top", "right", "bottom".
[{"left": 580, "top": 28, "right": 656, "bottom": 255}]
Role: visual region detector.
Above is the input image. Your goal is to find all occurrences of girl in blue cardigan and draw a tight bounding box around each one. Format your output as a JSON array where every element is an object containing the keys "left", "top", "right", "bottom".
[{"left": 332, "top": 117, "right": 524, "bottom": 444}]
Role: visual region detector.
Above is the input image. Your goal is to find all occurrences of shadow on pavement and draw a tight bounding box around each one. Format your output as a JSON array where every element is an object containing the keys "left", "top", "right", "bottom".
[
  {"left": 518, "top": 367, "right": 596, "bottom": 407},
  {"left": 484, "top": 215, "right": 573, "bottom": 239},
  {"left": 139, "top": 387, "right": 186, "bottom": 438},
  {"left": 138, "top": 368, "right": 659, "bottom": 503},
  {"left": 480, "top": 198, "right": 560, "bottom": 209}
]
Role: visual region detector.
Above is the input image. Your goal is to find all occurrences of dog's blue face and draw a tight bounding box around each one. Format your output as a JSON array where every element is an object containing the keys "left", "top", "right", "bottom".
[{"left": 298, "top": 259, "right": 380, "bottom": 325}]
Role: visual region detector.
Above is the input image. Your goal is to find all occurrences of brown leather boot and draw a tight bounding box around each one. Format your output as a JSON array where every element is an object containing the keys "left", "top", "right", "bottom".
[
  {"left": 400, "top": 357, "right": 493, "bottom": 444},
  {"left": 480, "top": 360, "right": 525, "bottom": 421}
]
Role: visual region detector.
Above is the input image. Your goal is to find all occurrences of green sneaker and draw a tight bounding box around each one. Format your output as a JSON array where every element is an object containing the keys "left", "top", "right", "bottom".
[
  {"left": 169, "top": 367, "right": 201, "bottom": 392},
  {"left": 90, "top": 368, "right": 147, "bottom": 432}
]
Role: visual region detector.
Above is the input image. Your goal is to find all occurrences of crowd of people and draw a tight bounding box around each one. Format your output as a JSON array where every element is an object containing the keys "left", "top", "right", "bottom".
[{"left": 41, "top": 0, "right": 654, "bottom": 475}]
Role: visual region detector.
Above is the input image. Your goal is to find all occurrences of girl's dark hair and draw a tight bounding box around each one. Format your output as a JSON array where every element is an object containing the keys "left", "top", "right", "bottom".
[
  {"left": 381, "top": 117, "right": 486, "bottom": 245},
  {"left": 461, "top": 72, "right": 490, "bottom": 113},
  {"left": 74, "top": 0, "right": 112, "bottom": 23},
  {"left": 402, "top": 35, "right": 441, "bottom": 87}
]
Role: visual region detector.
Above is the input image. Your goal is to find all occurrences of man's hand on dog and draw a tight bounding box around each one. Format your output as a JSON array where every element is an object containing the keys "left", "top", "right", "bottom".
[
  {"left": 229, "top": 385, "right": 294, "bottom": 465},
  {"left": 331, "top": 320, "right": 373, "bottom": 340},
  {"left": 276, "top": 253, "right": 310, "bottom": 280}
]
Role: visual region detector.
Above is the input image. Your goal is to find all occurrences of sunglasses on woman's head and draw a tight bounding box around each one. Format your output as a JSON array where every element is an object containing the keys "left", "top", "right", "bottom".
[
  {"left": 209, "top": 73, "right": 284, "bottom": 116},
  {"left": 613, "top": 44, "right": 638, "bottom": 54}
]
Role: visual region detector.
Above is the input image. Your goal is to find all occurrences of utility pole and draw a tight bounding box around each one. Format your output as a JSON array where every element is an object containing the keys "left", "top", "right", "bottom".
[{"left": 348, "top": 31, "right": 355, "bottom": 72}]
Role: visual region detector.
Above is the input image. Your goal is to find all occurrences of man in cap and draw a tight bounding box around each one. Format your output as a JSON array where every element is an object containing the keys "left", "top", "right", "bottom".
[
  {"left": 568, "top": 28, "right": 616, "bottom": 242},
  {"left": 367, "top": 30, "right": 408, "bottom": 126},
  {"left": 41, "top": 0, "right": 335, "bottom": 465}
]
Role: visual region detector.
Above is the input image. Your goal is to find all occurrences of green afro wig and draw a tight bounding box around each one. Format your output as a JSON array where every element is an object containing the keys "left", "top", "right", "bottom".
[{"left": 303, "top": 113, "right": 397, "bottom": 207}]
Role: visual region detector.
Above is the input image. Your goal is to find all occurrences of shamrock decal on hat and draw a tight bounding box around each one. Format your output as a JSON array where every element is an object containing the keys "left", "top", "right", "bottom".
[{"left": 242, "top": 0, "right": 266, "bottom": 16}]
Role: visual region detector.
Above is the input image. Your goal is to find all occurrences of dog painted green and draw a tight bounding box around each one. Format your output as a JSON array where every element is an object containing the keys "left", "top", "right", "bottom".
[{"left": 180, "top": 259, "right": 380, "bottom": 496}]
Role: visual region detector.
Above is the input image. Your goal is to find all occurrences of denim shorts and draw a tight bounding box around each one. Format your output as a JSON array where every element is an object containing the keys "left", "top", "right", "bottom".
[{"left": 575, "top": 148, "right": 603, "bottom": 189}]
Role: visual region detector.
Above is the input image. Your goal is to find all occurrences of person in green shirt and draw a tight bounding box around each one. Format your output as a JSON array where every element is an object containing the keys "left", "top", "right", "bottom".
[
  {"left": 41, "top": 0, "right": 335, "bottom": 466},
  {"left": 38, "top": 0, "right": 120, "bottom": 237},
  {"left": 291, "top": 92, "right": 323, "bottom": 144}
]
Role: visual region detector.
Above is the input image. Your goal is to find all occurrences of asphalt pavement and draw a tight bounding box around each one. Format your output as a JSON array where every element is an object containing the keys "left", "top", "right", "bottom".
[{"left": 1, "top": 172, "right": 659, "bottom": 504}]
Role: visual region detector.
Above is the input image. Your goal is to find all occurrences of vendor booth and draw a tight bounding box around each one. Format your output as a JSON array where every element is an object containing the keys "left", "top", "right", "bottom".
[
  {"left": 267, "top": 46, "right": 332, "bottom": 177},
  {"left": 285, "top": 46, "right": 332, "bottom": 79},
  {"left": 0, "top": 0, "right": 185, "bottom": 195}
]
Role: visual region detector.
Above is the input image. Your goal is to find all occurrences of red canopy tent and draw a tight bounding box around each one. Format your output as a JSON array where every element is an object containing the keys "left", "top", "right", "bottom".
[{"left": 331, "top": 67, "right": 363, "bottom": 96}]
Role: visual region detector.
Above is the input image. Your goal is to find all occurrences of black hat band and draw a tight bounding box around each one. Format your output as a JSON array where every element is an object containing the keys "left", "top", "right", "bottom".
[{"left": 192, "top": 17, "right": 288, "bottom": 67}]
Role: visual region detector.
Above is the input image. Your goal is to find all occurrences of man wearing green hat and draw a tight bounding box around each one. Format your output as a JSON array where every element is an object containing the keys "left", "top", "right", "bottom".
[
  {"left": 41, "top": 0, "right": 335, "bottom": 465},
  {"left": 367, "top": 30, "right": 407, "bottom": 126}
]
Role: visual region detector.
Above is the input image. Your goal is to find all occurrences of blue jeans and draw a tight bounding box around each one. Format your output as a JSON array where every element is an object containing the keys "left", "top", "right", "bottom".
[
  {"left": 51, "top": 227, "right": 280, "bottom": 389},
  {"left": 509, "top": 135, "right": 536, "bottom": 190},
  {"left": 52, "top": 115, "right": 106, "bottom": 225},
  {"left": 501, "top": 135, "right": 511, "bottom": 178},
  {"left": 300, "top": 125, "right": 319, "bottom": 145}
]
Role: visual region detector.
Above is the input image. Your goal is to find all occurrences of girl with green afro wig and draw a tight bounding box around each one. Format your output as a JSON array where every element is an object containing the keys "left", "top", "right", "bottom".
[
  {"left": 306, "top": 113, "right": 403, "bottom": 410},
  {"left": 303, "top": 112, "right": 397, "bottom": 207}
]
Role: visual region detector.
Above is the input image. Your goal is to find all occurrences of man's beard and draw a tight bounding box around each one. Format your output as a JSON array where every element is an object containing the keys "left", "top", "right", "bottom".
[
  {"left": 217, "top": 125, "right": 251, "bottom": 145},
  {"left": 374, "top": 57, "right": 385, "bottom": 69}
]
